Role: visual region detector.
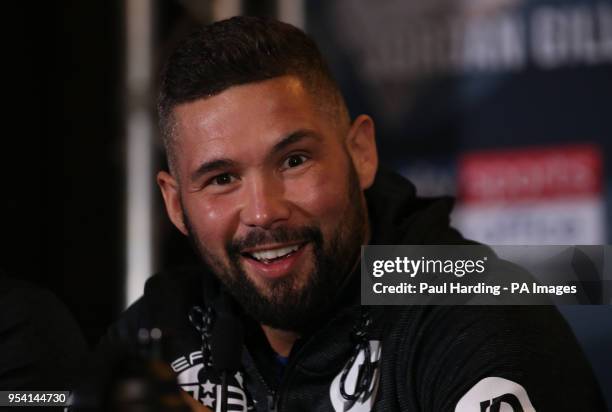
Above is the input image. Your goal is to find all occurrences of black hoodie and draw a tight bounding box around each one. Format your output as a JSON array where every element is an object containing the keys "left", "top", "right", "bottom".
[{"left": 97, "top": 170, "right": 605, "bottom": 411}]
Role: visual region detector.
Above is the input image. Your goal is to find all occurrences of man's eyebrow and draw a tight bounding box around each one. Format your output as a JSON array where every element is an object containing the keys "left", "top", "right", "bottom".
[
  {"left": 190, "top": 158, "right": 237, "bottom": 182},
  {"left": 270, "top": 129, "right": 321, "bottom": 155}
]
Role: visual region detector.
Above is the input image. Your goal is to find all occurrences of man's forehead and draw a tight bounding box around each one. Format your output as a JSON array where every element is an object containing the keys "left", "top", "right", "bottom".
[
  {"left": 172, "top": 76, "right": 314, "bottom": 138},
  {"left": 168, "top": 76, "right": 338, "bottom": 171}
]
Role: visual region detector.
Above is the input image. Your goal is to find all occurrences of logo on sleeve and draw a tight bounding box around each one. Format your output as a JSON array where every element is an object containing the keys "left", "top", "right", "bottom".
[
  {"left": 455, "top": 377, "right": 536, "bottom": 412},
  {"left": 171, "top": 350, "right": 254, "bottom": 411}
]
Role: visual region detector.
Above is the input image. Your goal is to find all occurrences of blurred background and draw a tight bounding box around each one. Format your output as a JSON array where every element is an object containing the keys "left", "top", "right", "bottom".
[{"left": 2, "top": 0, "right": 611, "bottom": 405}]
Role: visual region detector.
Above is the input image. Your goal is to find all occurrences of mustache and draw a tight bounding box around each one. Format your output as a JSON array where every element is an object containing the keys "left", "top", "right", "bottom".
[{"left": 228, "top": 226, "right": 322, "bottom": 254}]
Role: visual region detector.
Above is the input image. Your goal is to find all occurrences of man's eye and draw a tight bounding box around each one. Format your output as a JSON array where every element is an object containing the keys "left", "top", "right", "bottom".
[
  {"left": 283, "top": 154, "right": 308, "bottom": 169},
  {"left": 211, "top": 173, "right": 235, "bottom": 185}
]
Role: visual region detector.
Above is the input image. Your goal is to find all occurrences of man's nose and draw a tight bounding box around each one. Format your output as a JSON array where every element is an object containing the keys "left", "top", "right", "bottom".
[{"left": 239, "top": 176, "right": 290, "bottom": 229}]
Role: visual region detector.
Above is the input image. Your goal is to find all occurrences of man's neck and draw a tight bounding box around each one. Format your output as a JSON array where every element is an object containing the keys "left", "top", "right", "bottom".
[{"left": 260, "top": 324, "right": 300, "bottom": 358}]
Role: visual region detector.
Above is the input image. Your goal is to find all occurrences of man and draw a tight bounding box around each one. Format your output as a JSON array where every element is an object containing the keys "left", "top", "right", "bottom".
[{"left": 100, "top": 16, "right": 604, "bottom": 411}]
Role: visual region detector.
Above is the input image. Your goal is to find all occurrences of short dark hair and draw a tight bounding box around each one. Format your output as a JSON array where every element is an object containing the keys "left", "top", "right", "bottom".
[{"left": 158, "top": 16, "right": 348, "bottom": 173}]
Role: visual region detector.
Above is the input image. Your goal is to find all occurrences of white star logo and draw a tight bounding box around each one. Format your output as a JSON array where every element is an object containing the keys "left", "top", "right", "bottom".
[
  {"left": 201, "top": 379, "right": 216, "bottom": 394},
  {"left": 202, "top": 394, "right": 215, "bottom": 408}
]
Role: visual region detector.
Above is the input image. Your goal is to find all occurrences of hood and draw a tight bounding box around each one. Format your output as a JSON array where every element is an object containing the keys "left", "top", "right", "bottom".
[{"left": 366, "top": 168, "right": 469, "bottom": 245}]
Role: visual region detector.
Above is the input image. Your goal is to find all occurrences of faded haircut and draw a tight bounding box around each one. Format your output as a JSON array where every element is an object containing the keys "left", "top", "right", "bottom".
[{"left": 157, "top": 16, "right": 349, "bottom": 175}]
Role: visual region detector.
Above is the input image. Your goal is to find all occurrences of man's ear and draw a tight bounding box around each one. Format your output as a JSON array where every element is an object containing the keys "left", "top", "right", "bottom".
[
  {"left": 157, "top": 171, "right": 189, "bottom": 236},
  {"left": 345, "top": 114, "right": 378, "bottom": 189}
]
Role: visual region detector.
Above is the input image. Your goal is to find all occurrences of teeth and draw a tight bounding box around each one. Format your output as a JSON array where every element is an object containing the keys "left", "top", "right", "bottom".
[{"left": 251, "top": 245, "right": 300, "bottom": 262}]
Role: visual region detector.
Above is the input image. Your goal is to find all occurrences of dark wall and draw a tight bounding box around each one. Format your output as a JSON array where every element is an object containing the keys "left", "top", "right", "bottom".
[
  {"left": 57, "top": 0, "right": 125, "bottom": 345},
  {"left": 3, "top": 1, "right": 124, "bottom": 346}
]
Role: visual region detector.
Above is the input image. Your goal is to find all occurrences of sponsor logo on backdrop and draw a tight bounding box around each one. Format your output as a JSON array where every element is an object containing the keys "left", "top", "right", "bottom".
[{"left": 453, "top": 145, "right": 605, "bottom": 244}]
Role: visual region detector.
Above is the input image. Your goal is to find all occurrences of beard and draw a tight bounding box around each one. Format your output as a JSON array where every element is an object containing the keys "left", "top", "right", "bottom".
[{"left": 183, "top": 164, "right": 366, "bottom": 332}]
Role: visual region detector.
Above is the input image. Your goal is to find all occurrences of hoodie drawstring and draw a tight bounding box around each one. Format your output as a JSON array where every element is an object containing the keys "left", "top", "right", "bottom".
[{"left": 188, "top": 305, "right": 215, "bottom": 368}]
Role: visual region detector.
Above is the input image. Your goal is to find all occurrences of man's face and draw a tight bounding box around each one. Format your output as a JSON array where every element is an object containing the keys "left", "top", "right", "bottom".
[{"left": 158, "top": 76, "right": 377, "bottom": 331}]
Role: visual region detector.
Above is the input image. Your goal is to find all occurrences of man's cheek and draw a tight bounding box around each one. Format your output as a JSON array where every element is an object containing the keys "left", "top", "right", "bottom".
[
  {"left": 189, "top": 197, "right": 233, "bottom": 222},
  {"left": 289, "top": 170, "right": 348, "bottom": 215},
  {"left": 187, "top": 198, "right": 239, "bottom": 239}
]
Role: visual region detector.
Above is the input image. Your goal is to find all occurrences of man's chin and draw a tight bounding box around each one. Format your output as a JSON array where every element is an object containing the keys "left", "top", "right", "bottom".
[
  {"left": 233, "top": 289, "right": 327, "bottom": 332},
  {"left": 227, "top": 265, "right": 330, "bottom": 332},
  {"left": 240, "top": 265, "right": 314, "bottom": 308}
]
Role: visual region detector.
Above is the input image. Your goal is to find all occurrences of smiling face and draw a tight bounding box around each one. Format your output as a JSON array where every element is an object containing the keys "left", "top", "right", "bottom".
[{"left": 157, "top": 76, "right": 378, "bottom": 331}]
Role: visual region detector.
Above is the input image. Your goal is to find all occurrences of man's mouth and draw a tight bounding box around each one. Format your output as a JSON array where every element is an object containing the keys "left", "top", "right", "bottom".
[
  {"left": 240, "top": 242, "right": 308, "bottom": 279},
  {"left": 243, "top": 243, "right": 304, "bottom": 263}
]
